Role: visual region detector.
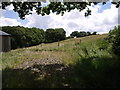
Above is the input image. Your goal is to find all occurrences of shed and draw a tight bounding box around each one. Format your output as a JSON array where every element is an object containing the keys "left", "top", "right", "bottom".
[{"left": 0, "top": 31, "right": 11, "bottom": 52}]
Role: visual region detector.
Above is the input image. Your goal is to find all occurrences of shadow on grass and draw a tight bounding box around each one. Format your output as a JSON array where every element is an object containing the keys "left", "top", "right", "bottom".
[
  {"left": 74, "top": 55, "right": 120, "bottom": 88},
  {"left": 2, "top": 64, "right": 74, "bottom": 88},
  {"left": 2, "top": 56, "right": 120, "bottom": 88}
]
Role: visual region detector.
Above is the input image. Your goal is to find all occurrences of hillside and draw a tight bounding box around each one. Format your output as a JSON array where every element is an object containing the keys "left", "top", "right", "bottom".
[
  {"left": 2, "top": 34, "right": 120, "bottom": 88},
  {"left": 2, "top": 34, "right": 107, "bottom": 69}
]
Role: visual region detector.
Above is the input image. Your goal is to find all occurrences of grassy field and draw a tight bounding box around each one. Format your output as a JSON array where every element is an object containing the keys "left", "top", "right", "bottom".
[{"left": 1, "top": 34, "right": 120, "bottom": 88}]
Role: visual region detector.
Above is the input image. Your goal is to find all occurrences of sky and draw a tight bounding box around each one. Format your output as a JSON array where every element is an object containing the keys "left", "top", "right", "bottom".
[{"left": 0, "top": 1, "right": 118, "bottom": 36}]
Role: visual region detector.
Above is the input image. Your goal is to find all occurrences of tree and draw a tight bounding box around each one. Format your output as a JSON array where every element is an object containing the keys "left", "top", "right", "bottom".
[
  {"left": 45, "top": 28, "right": 55, "bottom": 43},
  {"left": 70, "top": 31, "right": 97, "bottom": 38},
  {"left": 2, "top": 26, "right": 45, "bottom": 49},
  {"left": 70, "top": 31, "right": 79, "bottom": 38},
  {"left": 70, "top": 31, "right": 88, "bottom": 38},
  {"left": 92, "top": 32, "right": 97, "bottom": 35},
  {"left": 1, "top": 1, "right": 120, "bottom": 19},
  {"left": 86, "top": 31, "right": 91, "bottom": 36},
  {"left": 108, "top": 26, "right": 120, "bottom": 55},
  {"left": 45, "top": 28, "right": 66, "bottom": 43},
  {"left": 112, "top": 31, "right": 120, "bottom": 55},
  {"left": 79, "top": 31, "right": 87, "bottom": 37},
  {"left": 55, "top": 28, "right": 66, "bottom": 41}
]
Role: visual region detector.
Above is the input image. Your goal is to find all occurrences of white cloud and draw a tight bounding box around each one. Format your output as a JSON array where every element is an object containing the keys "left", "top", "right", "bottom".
[
  {"left": 24, "top": 3, "right": 118, "bottom": 36},
  {"left": 1, "top": 3, "right": 118, "bottom": 36},
  {"left": 0, "top": 5, "right": 22, "bottom": 27},
  {"left": 5, "top": 4, "right": 14, "bottom": 11},
  {"left": 0, "top": 9, "right": 5, "bottom": 17},
  {"left": 0, "top": 17, "right": 22, "bottom": 26},
  {"left": 25, "top": 13, "right": 53, "bottom": 29}
]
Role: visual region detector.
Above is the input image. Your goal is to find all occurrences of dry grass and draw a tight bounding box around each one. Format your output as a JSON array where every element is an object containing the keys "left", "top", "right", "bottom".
[{"left": 1, "top": 34, "right": 108, "bottom": 70}]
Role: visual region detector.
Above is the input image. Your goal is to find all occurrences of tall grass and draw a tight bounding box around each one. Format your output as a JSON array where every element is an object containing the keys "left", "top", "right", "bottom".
[
  {"left": 1, "top": 34, "right": 108, "bottom": 69},
  {"left": 2, "top": 34, "right": 120, "bottom": 88}
]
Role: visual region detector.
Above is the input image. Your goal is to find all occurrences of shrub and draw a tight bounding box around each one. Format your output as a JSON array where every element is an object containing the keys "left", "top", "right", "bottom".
[{"left": 108, "top": 26, "right": 120, "bottom": 55}]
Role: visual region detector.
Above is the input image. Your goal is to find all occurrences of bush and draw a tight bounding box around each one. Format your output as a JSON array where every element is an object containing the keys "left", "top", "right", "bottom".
[{"left": 108, "top": 26, "right": 120, "bottom": 55}]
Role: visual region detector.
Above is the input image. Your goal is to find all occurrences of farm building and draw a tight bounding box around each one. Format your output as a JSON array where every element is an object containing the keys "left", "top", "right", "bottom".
[{"left": 0, "top": 31, "right": 11, "bottom": 52}]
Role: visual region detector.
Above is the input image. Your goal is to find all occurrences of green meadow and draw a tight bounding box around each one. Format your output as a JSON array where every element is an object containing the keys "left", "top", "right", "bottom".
[{"left": 1, "top": 34, "right": 120, "bottom": 88}]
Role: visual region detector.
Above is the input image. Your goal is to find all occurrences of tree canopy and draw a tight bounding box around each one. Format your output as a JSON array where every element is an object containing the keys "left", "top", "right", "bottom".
[
  {"left": 70, "top": 31, "right": 96, "bottom": 38},
  {"left": 1, "top": 1, "right": 120, "bottom": 19},
  {"left": 2, "top": 26, "right": 45, "bottom": 49},
  {"left": 45, "top": 28, "right": 66, "bottom": 43},
  {"left": 108, "top": 26, "right": 120, "bottom": 55},
  {"left": 1, "top": 26, "right": 66, "bottom": 49}
]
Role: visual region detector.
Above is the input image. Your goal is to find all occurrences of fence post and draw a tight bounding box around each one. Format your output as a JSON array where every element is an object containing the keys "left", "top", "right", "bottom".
[
  {"left": 41, "top": 43, "right": 42, "bottom": 48},
  {"left": 58, "top": 40, "right": 60, "bottom": 46},
  {"left": 80, "top": 39, "right": 81, "bottom": 43}
]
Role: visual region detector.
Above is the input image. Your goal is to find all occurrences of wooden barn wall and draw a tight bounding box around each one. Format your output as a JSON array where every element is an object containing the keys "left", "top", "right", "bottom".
[
  {"left": 0, "top": 36, "right": 2, "bottom": 52},
  {"left": 0, "top": 36, "right": 11, "bottom": 52}
]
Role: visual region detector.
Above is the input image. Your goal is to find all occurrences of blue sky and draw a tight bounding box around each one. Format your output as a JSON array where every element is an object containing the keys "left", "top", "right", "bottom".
[
  {"left": 4, "top": 10, "right": 29, "bottom": 25},
  {"left": 97, "top": 1, "right": 111, "bottom": 13},
  {"left": 3, "top": 0, "right": 52, "bottom": 25},
  {"left": 0, "top": 1, "right": 118, "bottom": 36}
]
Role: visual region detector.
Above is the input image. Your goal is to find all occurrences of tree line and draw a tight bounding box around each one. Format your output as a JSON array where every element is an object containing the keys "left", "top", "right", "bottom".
[
  {"left": 70, "top": 31, "right": 97, "bottom": 38},
  {"left": 1, "top": 25, "right": 120, "bottom": 55},
  {"left": 2, "top": 26, "right": 66, "bottom": 49},
  {"left": 2, "top": 26, "right": 97, "bottom": 49},
  {"left": 2, "top": 26, "right": 45, "bottom": 49}
]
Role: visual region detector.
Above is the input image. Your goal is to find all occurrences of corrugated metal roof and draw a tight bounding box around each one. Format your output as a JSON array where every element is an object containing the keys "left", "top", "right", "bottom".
[{"left": 0, "top": 31, "right": 10, "bottom": 36}]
